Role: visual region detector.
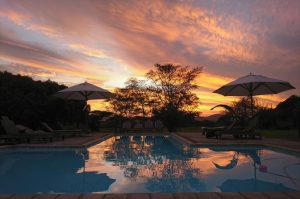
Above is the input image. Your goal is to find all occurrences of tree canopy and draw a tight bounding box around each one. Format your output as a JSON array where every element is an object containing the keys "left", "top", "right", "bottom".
[
  {"left": 0, "top": 71, "right": 85, "bottom": 130},
  {"left": 109, "top": 63, "right": 202, "bottom": 131}
]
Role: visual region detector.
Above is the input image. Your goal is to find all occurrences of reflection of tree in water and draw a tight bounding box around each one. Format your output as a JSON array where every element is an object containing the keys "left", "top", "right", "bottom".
[
  {"left": 145, "top": 158, "right": 204, "bottom": 192},
  {"left": 104, "top": 136, "right": 205, "bottom": 191}
]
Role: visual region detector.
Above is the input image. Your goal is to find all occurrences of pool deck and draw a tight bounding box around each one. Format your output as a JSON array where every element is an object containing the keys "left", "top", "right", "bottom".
[
  {"left": 173, "top": 133, "right": 300, "bottom": 152},
  {"left": 0, "top": 192, "right": 299, "bottom": 199},
  {"left": 0, "top": 132, "right": 112, "bottom": 149},
  {"left": 1, "top": 132, "right": 300, "bottom": 198}
]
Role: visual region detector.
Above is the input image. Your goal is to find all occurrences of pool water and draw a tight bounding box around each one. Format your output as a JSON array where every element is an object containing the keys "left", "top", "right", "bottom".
[{"left": 0, "top": 135, "right": 300, "bottom": 193}]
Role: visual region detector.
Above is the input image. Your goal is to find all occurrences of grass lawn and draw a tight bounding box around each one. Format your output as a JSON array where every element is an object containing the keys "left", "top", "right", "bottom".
[
  {"left": 179, "top": 126, "right": 300, "bottom": 140},
  {"left": 179, "top": 126, "right": 203, "bottom": 133},
  {"left": 257, "top": 129, "right": 300, "bottom": 140}
]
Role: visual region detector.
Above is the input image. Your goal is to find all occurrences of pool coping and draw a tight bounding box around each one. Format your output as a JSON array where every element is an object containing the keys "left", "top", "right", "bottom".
[
  {"left": 1, "top": 132, "right": 300, "bottom": 154},
  {"left": 0, "top": 133, "right": 113, "bottom": 149}
]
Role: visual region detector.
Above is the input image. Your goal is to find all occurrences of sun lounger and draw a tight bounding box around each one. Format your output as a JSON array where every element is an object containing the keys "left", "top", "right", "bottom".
[
  {"left": 231, "top": 116, "right": 261, "bottom": 139},
  {"left": 0, "top": 116, "right": 53, "bottom": 144},
  {"left": 213, "top": 120, "right": 238, "bottom": 139},
  {"left": 41, "top": 122, "right": 83, "bottom": 140},
  {"left": 203, "top": 126, "right": 226, "bottom": 137},
  {"left": 57, "top": 121, "right": 85, "bottom": 132},
  {"left": 205, "top": 119, "right": 238, "bottom": 138},
  {"left": 214, "top": 116, "right": 260, "bottom": 139}
]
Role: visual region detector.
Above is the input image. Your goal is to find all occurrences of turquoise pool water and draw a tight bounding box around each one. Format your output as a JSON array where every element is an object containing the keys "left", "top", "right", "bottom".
[{"left": 0, "top": 135, "right": 300, "bottom": 193}]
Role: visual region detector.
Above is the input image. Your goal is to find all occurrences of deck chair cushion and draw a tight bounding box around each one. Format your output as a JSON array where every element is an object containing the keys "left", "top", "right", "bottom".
[{"left": 1, "top": 116, "right": 19, "bottom": 134}]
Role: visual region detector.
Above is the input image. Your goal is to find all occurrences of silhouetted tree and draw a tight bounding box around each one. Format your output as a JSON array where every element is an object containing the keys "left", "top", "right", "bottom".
[
  {"left": 146, "top": 64, "right": 202, "bottom": 131},
  {"left": 146, "top": 64, "right": 202, "bottom": 110},
  {"left": 294, "top": 105, "right": 300, "bottom": 138},
  {"left": 109, "top": 78, "right": 153, "bottom": 117},
  {"left": 229, "top": 96, "right": 266, "bottom": 126},
  {"left": 0, "top": 71, "right": 85, "bottom": 130},
  {"left": 254, "top": 95, "right": 300, "bottom": 132},
  {"left": 109, "top": 64, "right": 202, "bottom": 132}
]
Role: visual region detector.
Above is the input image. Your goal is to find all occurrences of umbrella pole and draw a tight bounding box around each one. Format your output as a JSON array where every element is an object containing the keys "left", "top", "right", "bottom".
[
  {"left": 85, "top": 100, "right": 88, "bottom": 130},
  {"left": 250, "top": 94, "right": 254, "bottom": 117},
  {"left": 249, "top": 83, "right": 254, "bottom": 117},
  {"left": 84, "top": 94, "right": 89, "bottom": 130},
  {"left": 254, "top": 161, "right": 257, "bottom": 190}
]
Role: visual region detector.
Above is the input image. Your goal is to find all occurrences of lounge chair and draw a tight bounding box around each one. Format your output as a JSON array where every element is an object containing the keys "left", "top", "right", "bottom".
[
  {"left": 0, "top": 116, "right": 53, "bottom": 144},
  {"left": 202, "top": 126, "right": 225, "bottom": 136},
  {"left": 212, "top": 120, "right": 238, "bottom": 139},
  {"left": 154, "top": 119, "right": 164, "bottom": 133},
  {"left": 57, "top": 121, "right": 85, "bottom": 132},
  {"left": 215, "top": 116, "right": 260, "bottom": 139},
  {"left": 41, "top": 122, "right": 83, "bottom": 140},
  {"left": 231, "top": 116, "right": 261, "bottom": 139},
  {"left": 205, "top": 119, "right": 238, "bottom": 138}
]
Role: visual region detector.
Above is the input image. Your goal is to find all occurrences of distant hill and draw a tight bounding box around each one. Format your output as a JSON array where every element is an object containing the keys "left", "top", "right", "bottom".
[
  {"left": 205, "top": 114, "right": 224, "bottom": 121},
  {"left": 196, "top": 113, "right": 223, "bottom": 122}
]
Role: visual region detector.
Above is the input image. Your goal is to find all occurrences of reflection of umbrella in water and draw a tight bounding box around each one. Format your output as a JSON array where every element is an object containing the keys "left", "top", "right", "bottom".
[
  {"left": 239, "top": 149, "right": 261, "bottom": 165},
  {"left": 219, "top": 179, "right": 296, "bottom": 192},
  {"left": 67, "top": 172, "right": 116, "bottom": 192}
]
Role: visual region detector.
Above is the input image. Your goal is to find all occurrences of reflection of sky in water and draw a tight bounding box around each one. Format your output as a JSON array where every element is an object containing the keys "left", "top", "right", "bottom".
[
  {"left": 86, "top": 136, "right": 300, "bottom": 193},
  {"left": 0, "top": 136, "right": 300, "bottom": 193}
]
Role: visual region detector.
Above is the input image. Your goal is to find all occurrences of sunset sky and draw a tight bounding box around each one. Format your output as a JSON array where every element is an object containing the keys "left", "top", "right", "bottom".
[{"left": 0, "top": 0, "right": 299, "bottom": 116}]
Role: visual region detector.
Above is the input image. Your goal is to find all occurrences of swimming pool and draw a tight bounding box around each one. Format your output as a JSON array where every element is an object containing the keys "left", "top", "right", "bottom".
[{"left": 0, "top": 135, "right": 299, "bottom": 193}]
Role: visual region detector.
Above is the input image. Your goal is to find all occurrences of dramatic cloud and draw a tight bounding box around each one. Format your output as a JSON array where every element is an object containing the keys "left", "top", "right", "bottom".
[{"left": 0, "top": 0, "right": 299, "bottom": 115}]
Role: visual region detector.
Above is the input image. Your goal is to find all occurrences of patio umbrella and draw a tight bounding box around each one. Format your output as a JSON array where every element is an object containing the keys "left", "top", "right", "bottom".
[
  {"left": 213, "top": 73, "right": 295, "bottom": 116},
  {"left": 55, "top": 81, "right": 113, "bottom": 128}
]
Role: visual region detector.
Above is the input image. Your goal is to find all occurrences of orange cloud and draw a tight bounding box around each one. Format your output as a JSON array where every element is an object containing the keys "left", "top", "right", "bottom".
[
  {"left": 196, "top": 72, "right": 234, "bottom": 90},
  {"left": 0, "top": 0, "right": 298, "bottom": 116},
  {"left": 0, "top": 9, "right": 30, "bottom": 25},
  {"left": 28, "top": 24, "right": 58, "bottom": 37},
  {"left": 69, "top": 44, "right": 109, "bottom": 59},
  {"left": 0, "top": 9, "right": 58, "bottom": 38}
]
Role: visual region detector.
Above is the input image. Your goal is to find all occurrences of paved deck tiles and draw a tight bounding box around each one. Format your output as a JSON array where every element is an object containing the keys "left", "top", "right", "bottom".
[{"left": 174, "top": 133, "right": 300, "bottom": 152}]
